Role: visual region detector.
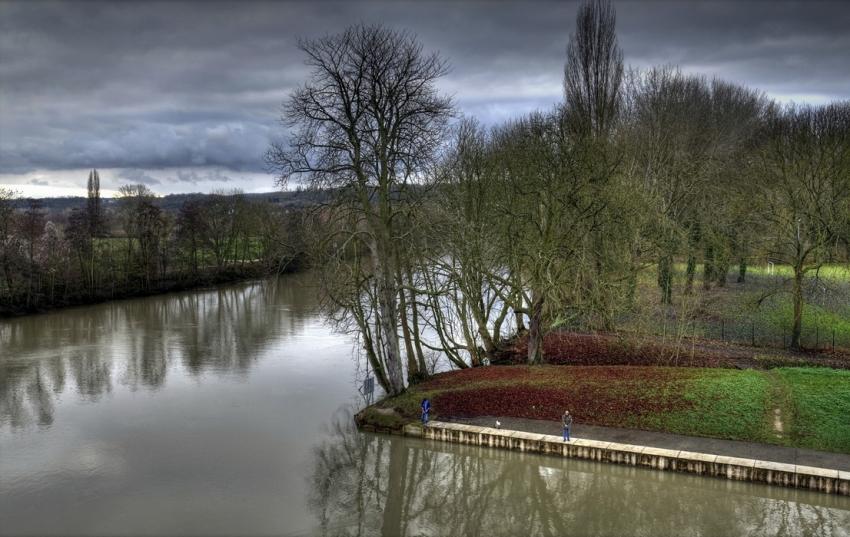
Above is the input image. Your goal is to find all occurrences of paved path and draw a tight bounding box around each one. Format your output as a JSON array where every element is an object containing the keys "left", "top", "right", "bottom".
[{"left": 451, "top": 415, "right": 850, "bottom": 472}]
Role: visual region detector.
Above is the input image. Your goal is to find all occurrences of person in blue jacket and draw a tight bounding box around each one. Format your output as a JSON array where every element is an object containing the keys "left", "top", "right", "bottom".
[{"left": 421, "top": 398, "right": 431, "bottom": 426}]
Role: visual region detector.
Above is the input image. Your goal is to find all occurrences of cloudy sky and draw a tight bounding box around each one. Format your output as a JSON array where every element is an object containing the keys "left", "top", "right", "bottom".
[{"left": 1, "top": 0, "right": 849, "bottom": 198}]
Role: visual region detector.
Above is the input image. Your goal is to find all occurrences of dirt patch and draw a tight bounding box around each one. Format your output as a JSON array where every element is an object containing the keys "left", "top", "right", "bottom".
[{"left": 765, "top": 370, "right": 793, "bottom": 442}]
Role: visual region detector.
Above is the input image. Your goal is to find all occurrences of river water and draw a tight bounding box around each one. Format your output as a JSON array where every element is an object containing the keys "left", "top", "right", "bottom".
[{"left": 1, "top": 274, "right": 848, "bottom": 536}]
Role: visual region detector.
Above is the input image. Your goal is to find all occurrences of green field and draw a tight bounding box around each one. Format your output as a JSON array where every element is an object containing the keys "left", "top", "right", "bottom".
[{"left": 620, "top": 262, "right": 850, "bottom": 350}]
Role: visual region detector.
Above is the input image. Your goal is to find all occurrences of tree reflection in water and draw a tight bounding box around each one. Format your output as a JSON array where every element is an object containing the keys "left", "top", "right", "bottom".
[
  {"left": 0, "top": 274, "right": 316, "bottom": 429},
  {"left": 309, "top": 408, "right": 850, "bottom": 537}
]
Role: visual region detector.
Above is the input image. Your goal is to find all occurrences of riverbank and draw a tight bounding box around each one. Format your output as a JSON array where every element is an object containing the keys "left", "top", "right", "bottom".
[
  {"left": 356, "top": 365, "right": 850, "bottom": 453},
  {"left": 0, "top": 261, "right": 302, "bottom": 317}
]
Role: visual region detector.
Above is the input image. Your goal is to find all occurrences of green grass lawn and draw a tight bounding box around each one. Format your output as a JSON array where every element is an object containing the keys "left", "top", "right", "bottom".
[
  {"left": 621, "top": 262, "right": 850, "bottom": 350},
  {"left": 776, "top": 367, "right": 850, "bottom": 452},
  {"left": 645, "top": 369, "right": 775, "bottom": 443},
  {"left": 368, "top": 365, "right": 850, "bottom": 453},
  {"left": 757, "top": 296, "right": 850, "bottom": 348},
  {"left": 745, "top": 264, "right": 850, "bottom": 281}
]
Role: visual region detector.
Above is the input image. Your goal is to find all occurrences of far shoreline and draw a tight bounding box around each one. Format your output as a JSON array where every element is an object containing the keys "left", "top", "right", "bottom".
[{"left": 0, "top": 262, "right": 302, "bottom": 318}]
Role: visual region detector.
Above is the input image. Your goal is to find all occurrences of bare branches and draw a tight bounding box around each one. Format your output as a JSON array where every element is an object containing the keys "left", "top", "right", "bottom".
[
  {"left": 564, "top": 0, "right": 624, "bottom": 139},
  {"left": 269, "top": 24, "right": 454, "bottom": 394},
  {"left": 267, "top": 24, "right": 452, "bottom": 193}
]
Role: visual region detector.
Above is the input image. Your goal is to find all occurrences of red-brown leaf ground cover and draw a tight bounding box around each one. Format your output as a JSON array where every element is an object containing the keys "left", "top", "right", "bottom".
[
  {"left": 509, "top": 332, "right": 735, "bottom": 367},
  {"left": 415, "top": 365, "right": 698, "bottom": 428},
  {"left": 433, "top": 385, "right": 690, "bottom": 426},
  {"left": 503, "top": 331, "right": 850, "bottom": 369}
]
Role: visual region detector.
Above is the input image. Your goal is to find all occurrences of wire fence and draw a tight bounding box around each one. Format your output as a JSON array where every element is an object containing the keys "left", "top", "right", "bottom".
[{"left": 653, "top": 317, "right": 850, "bottom": 353}]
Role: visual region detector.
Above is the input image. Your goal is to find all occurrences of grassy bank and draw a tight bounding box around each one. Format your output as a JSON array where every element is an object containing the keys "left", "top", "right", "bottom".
[
  {"left": 360, "top": 365, "right": 850, "bottom": 454},
  {"left": 776, "top": 368, "right": 850, "bottom": 452}
]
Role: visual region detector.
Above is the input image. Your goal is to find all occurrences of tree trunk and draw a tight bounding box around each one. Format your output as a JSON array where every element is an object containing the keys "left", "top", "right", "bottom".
[
  {"left": 790, "top": 266, "right": 804, "bottom": 350},
  {"left": 685, "top": 254, "right": 696, "bottom": 294},
  {"left": 396, "top": 276, "right": 421, "bottom": 385},
  {"left": 527, "top": 294, "right": 544, "bottom": 365},
  {"left": 716, "top": 262, "right": 728, "bottom": 287},
  {"left": 657, "top": 254, "right": 672, "bottom": 304},
  {"left": 405, "top": 265, "right": 428, "bottom": 378},
  {"left": 360, "top": 325, "right": 391, "bottom": 393},
  {"left": 473, "top": 309, "right": 497, "bottom": 355},
  {"left": 626, "top": 265, "right": 638, "bottom": 305},
  {"left": 737, "top": 258, "right": 747, "bottom": 283},
  {"left": 374, "top": 244, "right": 405, "bottom": 395},
  {"left": 515, "top": 310, "right": 526, "bottom": 335},
  {"left": 703, "top": 246, "right": 715, "bottom": 290}
]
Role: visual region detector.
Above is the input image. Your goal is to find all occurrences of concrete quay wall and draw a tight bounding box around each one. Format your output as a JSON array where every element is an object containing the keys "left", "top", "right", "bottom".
[{"left": 400, "top": 421, "right": 849, "bottom": 496}]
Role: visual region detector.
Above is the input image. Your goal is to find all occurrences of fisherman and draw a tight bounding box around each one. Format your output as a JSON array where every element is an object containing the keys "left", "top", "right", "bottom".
[{"left": 562, "top": 410, "right": 573, "bottom": 442}]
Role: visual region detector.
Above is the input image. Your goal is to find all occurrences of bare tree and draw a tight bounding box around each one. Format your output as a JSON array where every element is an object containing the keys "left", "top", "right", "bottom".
[
  {"left": 490, "top": 110, "right": 616, "bottom": 364},
  {"left": 66, "top": 208, "right": 93, "bottom": 291},
  {"left": 176, "top": 200, "right": 204, "bottom": 275},
  {"left": 564, "top": 0, "right": 623, "bottom": 139},
  {"left": 754, "top": 101, "right": 850, "bottom": 349},
  {"left": 20, "top": 199, "right": 46, "bottom": 307},
  {"left": 267, "top": 24, "right": 453, "bottom": 394},
  {"left": 86, "top": 169, "right": 103, "bottom": 238},
  {"left": 199, "top": 190, "right": 241, "bottom": 270},
  {"left": 116, "top": 184, "right": 157, "bottom": 283},
  {"left": 0, "top": 188, "right": 19, "bottom": 299}
]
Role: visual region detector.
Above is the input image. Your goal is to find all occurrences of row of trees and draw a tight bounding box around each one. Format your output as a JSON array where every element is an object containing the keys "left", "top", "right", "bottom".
[
  {"left": 269, "top": 1, "right": 850, "bottom": 395},
  {"left": 0, "top": 177, "right": 304, "bottom": 313}
]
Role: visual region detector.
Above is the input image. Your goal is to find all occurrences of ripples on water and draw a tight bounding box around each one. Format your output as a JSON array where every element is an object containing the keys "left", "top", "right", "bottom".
[{"left": 1, "top": 274, "right": 848, "bottom": 536}]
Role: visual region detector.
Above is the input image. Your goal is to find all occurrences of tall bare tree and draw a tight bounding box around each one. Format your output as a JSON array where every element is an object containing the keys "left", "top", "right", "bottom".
[
  {"left": 267, "top": 24, "right": 453, "bottom": 394},
  {"left": 564, "top": 0, "right": 623, "bottom": 139},
  {"left": 86, "top": 169, "right": 103, "bottom": 238}
]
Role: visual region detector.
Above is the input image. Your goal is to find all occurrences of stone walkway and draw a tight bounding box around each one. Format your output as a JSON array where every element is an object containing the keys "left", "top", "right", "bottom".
[{"left": 451, "top": 415, "right": 850, "bottom": 472}]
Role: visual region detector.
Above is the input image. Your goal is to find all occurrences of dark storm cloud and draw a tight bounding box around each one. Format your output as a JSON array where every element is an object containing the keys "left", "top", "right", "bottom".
[
  {"left": 116, "top": 169, "right": 161, "bottom": 186},
  {"left": 1, "top": 0, "right": 848, "bottom": 178}
]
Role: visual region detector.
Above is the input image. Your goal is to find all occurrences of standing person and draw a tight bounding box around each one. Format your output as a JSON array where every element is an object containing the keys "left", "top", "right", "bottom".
[
  {"left": 421, "top": 398, "right": 431, "bottom": 426},
  {"left": 562, "top": 410, "right": 573, "bottom": 442}
]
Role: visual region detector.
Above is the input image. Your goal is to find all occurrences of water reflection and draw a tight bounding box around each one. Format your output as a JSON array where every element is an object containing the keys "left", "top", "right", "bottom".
[
  {"left": 2, "top": 274, "right": 850, "bottom": 536},
  {"left": 310, "top": 408, "right": 850, "bottom": 537},
  {"left": 0, "top": 274, "right": 317, "bottom": 429}
]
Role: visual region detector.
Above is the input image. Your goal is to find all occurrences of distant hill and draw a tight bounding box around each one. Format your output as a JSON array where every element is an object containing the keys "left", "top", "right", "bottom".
[{"left": 11, "top": 190, "right": 330, "bottom": 217}]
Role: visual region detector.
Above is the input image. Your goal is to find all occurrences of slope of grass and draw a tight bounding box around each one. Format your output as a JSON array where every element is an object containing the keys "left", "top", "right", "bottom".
[
  {"left": 650, "top": 369, "right": 773, "bottom": 442},
  {"left": 776, "top": 367, "right": 850, "bottom": 452}
]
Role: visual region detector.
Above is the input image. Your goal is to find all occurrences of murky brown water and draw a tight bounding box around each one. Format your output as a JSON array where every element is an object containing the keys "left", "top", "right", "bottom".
[{"left": 1, "top": 274, "right": 849, "bottom": 536}]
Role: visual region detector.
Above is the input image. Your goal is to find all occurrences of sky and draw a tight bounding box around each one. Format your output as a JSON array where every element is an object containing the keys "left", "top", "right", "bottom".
[{"left": 1, "top": 0, "right": 849, "bottom": 198}]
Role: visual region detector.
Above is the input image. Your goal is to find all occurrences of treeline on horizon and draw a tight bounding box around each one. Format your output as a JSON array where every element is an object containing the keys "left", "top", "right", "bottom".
[
  {"left": 264, "top": 1, "right": 850, "bottom": 395},
  {"left": 0, "top": 172, "right": 306, "bottom": 315}
]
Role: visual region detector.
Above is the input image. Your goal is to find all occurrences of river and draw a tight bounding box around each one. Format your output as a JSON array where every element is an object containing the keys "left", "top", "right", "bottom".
[{"left": 1, "top": 274, "right": 848, "bottom": 536}]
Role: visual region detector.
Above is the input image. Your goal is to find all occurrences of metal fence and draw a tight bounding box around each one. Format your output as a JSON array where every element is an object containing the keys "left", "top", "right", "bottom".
[{"left": 653, "top": 317, "right": 849, "bottom": 352}]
